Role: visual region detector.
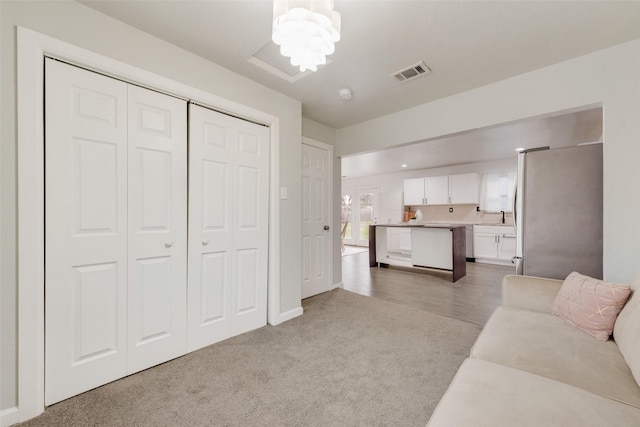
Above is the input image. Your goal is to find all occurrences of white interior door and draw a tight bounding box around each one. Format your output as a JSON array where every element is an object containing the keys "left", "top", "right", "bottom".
[
  {"left": 126, "top": 85, "right": 187, "bottom": 373},
  {"left": 302, "top": 142, "right": 332, "bottom": 299},
  {"left": 187, "top": 104, "right": 269, "bottom": 351},
  {"left": 45, "top": 59, "right": 128, "bottom": 404}
]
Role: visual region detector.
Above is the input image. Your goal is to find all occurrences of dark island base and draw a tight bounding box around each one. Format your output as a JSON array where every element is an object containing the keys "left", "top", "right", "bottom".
[{"left": 369, "top": 224, "right": 467, "bottom": 282}]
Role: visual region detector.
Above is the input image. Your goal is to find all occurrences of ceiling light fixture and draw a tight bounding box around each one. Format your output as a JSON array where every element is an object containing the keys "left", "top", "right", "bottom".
[
  {"left": 401, "top": 164, "right": 408, "bottom": 168},
  {"left": 338, "top": 88, "right": 352, "bottom": 100},
  {"left": 272, "top": 0, "right": 341, "bottom": 72}
]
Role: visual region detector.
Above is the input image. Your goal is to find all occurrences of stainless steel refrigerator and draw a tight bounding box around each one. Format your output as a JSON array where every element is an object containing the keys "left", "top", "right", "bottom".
[{"left": 513, "top": 144, "right": 603, "bottom": 280}]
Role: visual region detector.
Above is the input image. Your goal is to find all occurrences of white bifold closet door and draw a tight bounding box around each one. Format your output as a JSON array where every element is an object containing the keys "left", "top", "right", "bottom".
[
  {"left": 126, "top": 85, "right": 187, "bottom": 373},
  {"left": 187, "top": 104, "right": 269, "bottom": 352},
  {"left": 45, "top": 59, "right": 187, "bottom": 405}
]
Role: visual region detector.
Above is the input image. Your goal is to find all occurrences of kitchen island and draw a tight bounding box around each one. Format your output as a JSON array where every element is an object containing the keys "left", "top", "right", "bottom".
[{"left": 369, "top": 224, "right": 466, "bottom": 282}]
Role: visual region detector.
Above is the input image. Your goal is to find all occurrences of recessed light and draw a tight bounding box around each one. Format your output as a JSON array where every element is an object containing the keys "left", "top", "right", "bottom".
[{"left": 401, "top": 164, "right": 408, "bottom": 168}]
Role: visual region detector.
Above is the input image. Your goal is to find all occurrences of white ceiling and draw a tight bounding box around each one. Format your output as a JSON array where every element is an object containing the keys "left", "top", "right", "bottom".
[
  {"left": 80, "top": 1, "right": 633, "bottom": 177},
  {"left": 81, "top": 1, "right": 640, "bottom": 130}
]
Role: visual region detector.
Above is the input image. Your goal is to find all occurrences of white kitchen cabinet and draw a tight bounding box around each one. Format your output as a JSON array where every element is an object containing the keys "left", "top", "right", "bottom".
[
  {"left": 404, "top": 173, "right": 478, "bottom": 206},
  {"left": 387, "top": 227, "right": 412, "bottom": 253},
  {"left": 473, "top": 225, "right": 516, "bottom": 265},
  {"left": 403, "top": 175, "right": 448, "bottom": 205},
  {"left": 403, "top": 178, "right": 426, "bottom": 205},
  {"left": 449, "top": 173, "right": 479, "bottom": 204},
  {"left": 425, "top": 176, "right": 449, "bottom": 205},
  {"left": 497, "top": 232, "right": 517, "bottom": 262}
]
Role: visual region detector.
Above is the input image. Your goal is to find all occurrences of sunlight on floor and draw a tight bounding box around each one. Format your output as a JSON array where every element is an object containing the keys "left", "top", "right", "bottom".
[{"left": 342, "top": 245, "right": 368, "bottom": 256}]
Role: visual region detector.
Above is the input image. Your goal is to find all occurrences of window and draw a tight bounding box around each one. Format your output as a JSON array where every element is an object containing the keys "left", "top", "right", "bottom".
[{"left": 480, "top": 172, "right": 516, "bottom": 212}]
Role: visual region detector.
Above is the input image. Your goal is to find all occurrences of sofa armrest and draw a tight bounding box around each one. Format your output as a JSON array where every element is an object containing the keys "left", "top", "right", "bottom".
[{"left": 501, "top": 275, "right": 564, "bottom": 313}]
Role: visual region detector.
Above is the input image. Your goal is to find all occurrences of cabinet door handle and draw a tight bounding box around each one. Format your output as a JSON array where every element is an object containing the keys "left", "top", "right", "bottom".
[
  {"left": 165, "top": 240, "right": 174, "bottom": 248},
  {"left": 202, "top": 239, "right": 209, "bottom": 246}
]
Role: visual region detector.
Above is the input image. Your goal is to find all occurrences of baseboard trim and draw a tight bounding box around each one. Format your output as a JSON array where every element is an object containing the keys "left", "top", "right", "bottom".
[
  {"left": 1, "top": 406, "right": 20, "bottom": 427},
  {"left": 332, "top": 282, "right": 344, "bottom": 290},
  {"left": 269, "top": 306, "right": 303, "bottom": 326}
]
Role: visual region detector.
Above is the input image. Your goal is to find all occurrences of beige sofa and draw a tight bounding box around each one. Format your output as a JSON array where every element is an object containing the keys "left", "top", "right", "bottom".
[{"left": 427, "top": 274, "right": 640, "bottom": 426}]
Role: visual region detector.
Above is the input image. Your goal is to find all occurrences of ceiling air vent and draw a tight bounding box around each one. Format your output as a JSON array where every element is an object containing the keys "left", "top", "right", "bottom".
[{"left": 391, "top": 61, "right": 431, "bottom": 83}]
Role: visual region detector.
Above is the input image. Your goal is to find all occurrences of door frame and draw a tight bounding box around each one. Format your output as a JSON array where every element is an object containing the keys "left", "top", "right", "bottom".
[
  {"left": 301, "top": 137, "right": 334, "bottom": 298},
  {"left": 14, "top": 27, "right": 285, "bottom": 424}
]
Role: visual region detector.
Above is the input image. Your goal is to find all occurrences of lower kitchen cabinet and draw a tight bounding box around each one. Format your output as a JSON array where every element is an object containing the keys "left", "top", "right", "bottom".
[{"left": 473, "top": 225, "right": 516, "bottom": 265}]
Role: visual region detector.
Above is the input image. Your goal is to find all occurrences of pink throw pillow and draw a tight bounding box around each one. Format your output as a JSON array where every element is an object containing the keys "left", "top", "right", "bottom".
[{"left": 552, "top": 272, "right": 631, "bottom": 341}]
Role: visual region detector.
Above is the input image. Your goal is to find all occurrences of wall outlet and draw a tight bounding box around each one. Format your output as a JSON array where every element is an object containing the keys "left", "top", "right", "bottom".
[{"left": 449, "top": 207, "right": 454, "bottom": 213}]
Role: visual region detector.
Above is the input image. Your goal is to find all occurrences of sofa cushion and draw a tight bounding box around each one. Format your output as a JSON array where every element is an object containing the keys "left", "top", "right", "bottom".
[
  {"left": 470, "top": 306, "right": 640, "bottom": 408},
  {"left": 427, "top": 358, "right": 640, "bottom": 427},
  {"left": 552, "top": 272, "right": 631, "bottom": 341},
  {"left": 613, "top": 274, "right": 640, "bottom": 388},
  {"left": 502, "top": 274, "right": 563, "bottom": 313}
]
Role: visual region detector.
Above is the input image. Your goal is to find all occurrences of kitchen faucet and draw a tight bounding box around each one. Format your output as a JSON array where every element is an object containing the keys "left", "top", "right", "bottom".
[{"left": 500, "top": 210, "right": 505, "bottom": 224}]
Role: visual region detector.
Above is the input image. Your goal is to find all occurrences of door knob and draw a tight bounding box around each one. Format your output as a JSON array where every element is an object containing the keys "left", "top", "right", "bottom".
[
  {"left": 324, "top": 225, "right": 330, "bottom": 231},
  {"left": 165, "top": 240, "right": 173, "bottom": 248},
  {"left": 202, "top": 239, "right": 209, "bottom": 246}
]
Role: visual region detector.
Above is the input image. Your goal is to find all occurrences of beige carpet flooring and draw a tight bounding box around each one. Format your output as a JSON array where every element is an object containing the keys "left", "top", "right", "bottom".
[{"left": 19, "top": 289, "right": 481, "bottom": 427}]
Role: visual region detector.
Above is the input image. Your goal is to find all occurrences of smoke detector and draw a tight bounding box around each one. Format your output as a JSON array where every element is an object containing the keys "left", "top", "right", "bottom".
[
  {"left": 338, "top": 88, "right": 353, "bottom": 100},
  {"left": 391, "top": 61, "right": 431, "bottom": 83}
]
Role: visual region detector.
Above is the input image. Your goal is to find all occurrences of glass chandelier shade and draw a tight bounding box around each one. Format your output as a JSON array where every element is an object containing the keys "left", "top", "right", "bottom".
[{"left": 272, "top": 0, "right": 341, "bottom": 72}]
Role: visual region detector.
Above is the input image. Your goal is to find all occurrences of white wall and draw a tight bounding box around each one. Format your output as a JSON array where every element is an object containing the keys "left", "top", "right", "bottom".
[
  {"left": 337, "top": 38, "right": 640, "bottom": 284},
  {"left": 302, "top": 117, "right": 337, "bottom": 145},
  {"left": 1, "top": 1, "right": 302, "bottom": 416}
]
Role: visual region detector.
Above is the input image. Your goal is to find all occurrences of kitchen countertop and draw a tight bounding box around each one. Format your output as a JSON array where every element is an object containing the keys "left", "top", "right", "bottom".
[
  {"left": 371, "top": 222, "right": 514, "bottom": 228},
  {"left": 371, "top": 223, "right": 466, "bottom": 229}
]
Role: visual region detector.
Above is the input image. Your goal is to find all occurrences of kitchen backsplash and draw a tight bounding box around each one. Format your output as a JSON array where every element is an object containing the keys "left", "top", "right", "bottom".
[{"left": 406, "top": 204, "right": 514, "bottom": 225}]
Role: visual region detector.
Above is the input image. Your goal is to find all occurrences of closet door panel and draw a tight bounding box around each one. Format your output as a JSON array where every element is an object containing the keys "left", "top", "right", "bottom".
[
  {"left": 188, "top": 105, "right": 269, "bottom": 348},
  {"left": 231, "top": 123, "right": 270, "bottom": 337},
  {"left": 45, "top": 59, "right": 128, "bottom": 405},
  {"left": 127, "top": 85, "right": 187, "bottom": 373},
  {"left": 187, "top": 105, "right": 234, "bottom": 351}
]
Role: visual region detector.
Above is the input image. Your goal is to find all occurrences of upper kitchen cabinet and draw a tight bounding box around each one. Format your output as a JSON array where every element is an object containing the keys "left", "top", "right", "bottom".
[
  {"left": 425, "top": 175, "right": 449, "bottom": 204},
  {"left": 449, "top": 173, "right": 479, "bottom": 204},
  {"left": 403, "top": 178, "right": 426, "bottom": 205},
  {"left": 403, "top": 176, "right": 449, "bottom": 205},
  {"left": 403, "top": 173, "right": 478, "bottom": 206}
]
